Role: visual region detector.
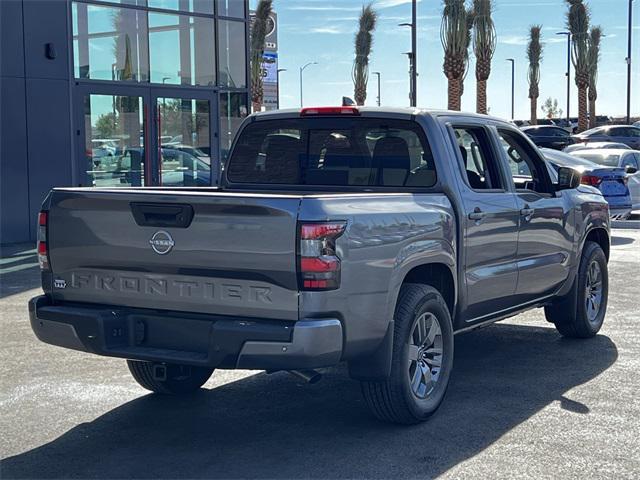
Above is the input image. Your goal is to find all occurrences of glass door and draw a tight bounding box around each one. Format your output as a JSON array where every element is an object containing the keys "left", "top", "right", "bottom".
[
  {"left": 76, "top": 86, "right": 217, "bottom": 187},
  {"left": 77, "top": 85, "right": 150, "bottom": 187},
  {"left": 151, "top": 89, "right": 217, "bottom": 187}
]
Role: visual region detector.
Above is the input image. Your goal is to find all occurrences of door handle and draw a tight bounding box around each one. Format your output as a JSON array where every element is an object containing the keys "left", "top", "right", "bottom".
[
  {"left": 520, "top": 206, "right": 535, "bottom": 221},
  {"left": 468, "top": 208, "right": 485, "bottom": 220}
]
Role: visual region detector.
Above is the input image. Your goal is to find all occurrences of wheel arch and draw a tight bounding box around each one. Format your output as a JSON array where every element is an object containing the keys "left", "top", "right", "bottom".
[
  {"left": 400, "top": 263, "right": 456, "bottom": 317},
  {"left": 583, "top": 227, "right": 610, "bottom": 262}
]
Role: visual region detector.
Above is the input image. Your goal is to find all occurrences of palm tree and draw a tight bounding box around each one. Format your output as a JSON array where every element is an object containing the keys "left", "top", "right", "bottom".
[
  {"left": 250, "top": 0, "right": 273, "bottom": 113},
  {"left": 565, "top": 0, "right": 591, "bottom": 132},
  {"left": 588, "top": 26, "right": 602, "bottom": 128},
  {"left": 352, "top": 4, "right": 378, "bottom": 106},
  {"left": 441, "top": 0, "right": 474, "bottom": 110},
  {"left": 527, "top": 25, "right": 543, "bottom": 125},
  {"left": 472, "top": 0, "right": 496, "bottom": 115}
]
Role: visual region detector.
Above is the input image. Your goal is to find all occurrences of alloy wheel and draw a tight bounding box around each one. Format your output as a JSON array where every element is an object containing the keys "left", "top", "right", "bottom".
[
  {"left": 407, "top": 312, "right": 443, "bottom": 399},
  {"left": 585, "top": 260, "right": 603, "bottom": 324}
]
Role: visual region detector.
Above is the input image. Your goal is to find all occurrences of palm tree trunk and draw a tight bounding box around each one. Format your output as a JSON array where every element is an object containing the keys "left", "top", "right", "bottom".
[
  {"left": 588, "top": 94, "right": 596, "bottom": 129},
  {"left": 448, "top": 78, "right": 461, "bottom": 110},
  {"left": 578, "top": 86, "right": 588, "bottom": 132},
  {"left": 476, "top": 79, "right": 487, "bottom": 114},
  {"left": 530, "top": 97, "right": 537, "bottom": 125}
]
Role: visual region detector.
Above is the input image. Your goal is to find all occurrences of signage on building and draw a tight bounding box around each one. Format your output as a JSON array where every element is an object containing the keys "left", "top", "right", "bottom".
[{"left": 250, "top": 11, "right": 278, "bottom": 111}]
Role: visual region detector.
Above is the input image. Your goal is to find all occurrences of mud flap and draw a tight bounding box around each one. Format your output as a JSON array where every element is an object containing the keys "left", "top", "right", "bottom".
[{"left": 347, "top": 321, "right": 394, "bottom": 381}]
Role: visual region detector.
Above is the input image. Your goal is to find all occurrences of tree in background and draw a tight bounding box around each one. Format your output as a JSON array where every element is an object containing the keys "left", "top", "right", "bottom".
[
  {"left": 527, "top": 25, "right": 543, "bottom": 125},
  {"left": 565, "top": 0, "right": 591, "bottom": 132},
  {"left": 587, "top": 26, "right": 602, "bottom": 129},
  {"left": 352, "top": 4, "right": 378, "bottom": 106},
  {"left": 441, "top": 0, "right": 474, "bottom": 110},
  {"left": 94, "top": 113, "right": 117, "bottom": 139},
  {"left": 250, "top": 0, "right": 274, "bottom": 113},
  {"left": 541, "top": 97, "right": 563, "bottom": 119},
  {"left": 472, "top": 0, "right": 496, "bottom": 114}
]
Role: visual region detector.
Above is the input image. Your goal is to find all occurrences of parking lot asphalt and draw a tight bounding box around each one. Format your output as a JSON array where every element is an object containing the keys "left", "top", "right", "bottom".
[{"left": 1, "top": 230, "right": 639, "bottom": 479}]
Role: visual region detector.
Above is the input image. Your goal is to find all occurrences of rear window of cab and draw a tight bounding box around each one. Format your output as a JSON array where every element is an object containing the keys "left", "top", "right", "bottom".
[{"left": 226, "top": 117, "right": 437, "bottom": 188}]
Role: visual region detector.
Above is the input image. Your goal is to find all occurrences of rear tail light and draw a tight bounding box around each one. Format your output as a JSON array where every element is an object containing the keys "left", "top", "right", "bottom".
[
  {"left": 298, "top": 222, "right": 346, "bottom": 291},
  {"left": 37, "top": 211, "right": 50, "bottom": 271},
  {"left": 581, "top": 175, "right": 602, "bottom": 187}
]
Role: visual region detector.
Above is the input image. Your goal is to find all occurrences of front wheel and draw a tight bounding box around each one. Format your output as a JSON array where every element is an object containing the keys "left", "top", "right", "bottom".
[
  {"left": 361, "top": 284, "right": 454, "bottom": 424},
  {"left": 127, "top": 360, "right": 214, "bottom": 394},
  {"left": 545, "top": 241, "right": 608, "bottom": 338}
]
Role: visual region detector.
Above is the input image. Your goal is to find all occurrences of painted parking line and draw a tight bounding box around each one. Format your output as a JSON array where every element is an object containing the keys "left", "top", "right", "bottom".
[
  {"left": 0, "top": 263, "right": 39, "bottom": 275},
  {"left": 0, "top": 255, "right": 37, "bottom": 266}
]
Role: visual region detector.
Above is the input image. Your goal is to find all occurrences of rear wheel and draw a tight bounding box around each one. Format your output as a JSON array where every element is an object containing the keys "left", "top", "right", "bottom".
[
  {"left": 127, "top": 360, "right": 214, "bottom": 394},
  {"left": 361, "top": 284, "right": 454, "bottom": 424},
  {"left": 545, "top": 241, "right": 608, "bottom": 338}
]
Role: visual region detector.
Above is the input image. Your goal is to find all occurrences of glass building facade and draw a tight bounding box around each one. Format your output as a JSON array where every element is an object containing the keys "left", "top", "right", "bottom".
[{"left": 1, "top": 0, "right": 249, "bottom": 242}]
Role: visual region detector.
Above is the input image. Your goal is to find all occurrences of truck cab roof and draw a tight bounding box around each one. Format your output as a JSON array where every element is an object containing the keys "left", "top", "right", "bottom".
[{"left": 249, "top": 106, "right": 514, "bottom": 128}]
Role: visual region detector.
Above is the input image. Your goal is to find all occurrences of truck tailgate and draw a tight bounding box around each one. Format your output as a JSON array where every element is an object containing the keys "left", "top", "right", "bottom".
[{"left": 46, "top": 188, "right": 301, "bottom": 320}]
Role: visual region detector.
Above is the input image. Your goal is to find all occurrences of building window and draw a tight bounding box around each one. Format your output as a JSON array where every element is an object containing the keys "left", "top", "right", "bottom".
[
  {"left": 218, "top": 20, "right": 246, "bottom": 88},
  {"left": 217, "top": 0, "right": 245, "bottom": 18},
  {"left": 148, "top": 12, "right": 216, "bottom": 86},
  {"left": 219, "top": 91, "right": 248, "bottom": 159},
  {"left": 73, "top": 2, "right": 149, "bottom": 81},
  {"left": 148, "top": 0, "right": 214, "bottom": 14}
]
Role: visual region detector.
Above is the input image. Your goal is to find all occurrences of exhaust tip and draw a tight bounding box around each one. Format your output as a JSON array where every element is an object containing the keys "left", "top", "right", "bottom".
[{"left": 289, "top": 369, "right": 322, "bottom": 384}]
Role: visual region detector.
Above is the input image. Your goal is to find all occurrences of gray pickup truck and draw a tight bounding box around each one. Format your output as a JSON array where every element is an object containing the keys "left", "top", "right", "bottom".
[{"left": 29, "top": 107, "right": 610, "bottom": 424}]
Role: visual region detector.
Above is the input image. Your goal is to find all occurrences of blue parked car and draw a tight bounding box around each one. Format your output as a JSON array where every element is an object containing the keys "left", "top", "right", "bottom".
[{"left": 541, "top": 148, "right": 632, "bottom": 220}]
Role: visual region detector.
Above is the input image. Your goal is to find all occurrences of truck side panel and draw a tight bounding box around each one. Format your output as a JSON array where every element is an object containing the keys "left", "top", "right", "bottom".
[{"left": 298, "top": 193, "right": 456, "bottom": 359}]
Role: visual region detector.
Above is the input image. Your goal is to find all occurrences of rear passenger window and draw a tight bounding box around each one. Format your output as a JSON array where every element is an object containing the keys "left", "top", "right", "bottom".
[
  {"left": 227, "top": 118, "right": 437, "bottom": 187},
  {"left": 452, "top": 127, "right": 503, "bottom": 190}
]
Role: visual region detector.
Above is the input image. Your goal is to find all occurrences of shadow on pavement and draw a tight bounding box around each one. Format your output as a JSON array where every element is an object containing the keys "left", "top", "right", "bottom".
[
  {"left": 610, "top": 235, "right": 636, "bottom": 247},
  {"left": 1, "top": 323, "right": 617, "bottom": 479},
  {"left": 0, "top": 244, "right": 40, "bottom": 299}
]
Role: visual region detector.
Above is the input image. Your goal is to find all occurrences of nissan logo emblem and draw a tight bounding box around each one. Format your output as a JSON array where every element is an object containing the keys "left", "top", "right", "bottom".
[{"left": 149, "top": 230, "right": 175, "bottom": 255}]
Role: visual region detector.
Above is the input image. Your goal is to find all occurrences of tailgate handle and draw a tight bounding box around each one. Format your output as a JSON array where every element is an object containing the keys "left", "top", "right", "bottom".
[{"left": 130, "top": 203, "right": 194, "bottom": 228}]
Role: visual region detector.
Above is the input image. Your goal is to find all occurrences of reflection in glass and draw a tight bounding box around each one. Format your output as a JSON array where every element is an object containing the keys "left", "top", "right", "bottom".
[
  {"left": 148, "top": 13, "right": 215, "bottom": 86},
  {"left": 158, "top": 97, "right": 212, "bottom": 186},
  {"left": 84, "top": 94, "right": 145, "bottom": 187},
  {"left": 217, "top": 0, "right": 245, "bottom": 18},
  {"left": 218, "top": 20, "right": 246, "bottom": 88},
  {"left": 148, "top": 0, "right": 214, "bottom": 14},
  {"left": 219, "top": 91, "right": 248, "bottom": 160},
  {"left": 73, "top": 2, "right": 149, "bottom": 81}
]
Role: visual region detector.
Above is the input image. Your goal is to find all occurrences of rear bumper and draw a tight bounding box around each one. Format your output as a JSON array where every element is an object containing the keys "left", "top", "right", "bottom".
[{"left": 28, "top": 295, "right": 343, "bottom": 370}]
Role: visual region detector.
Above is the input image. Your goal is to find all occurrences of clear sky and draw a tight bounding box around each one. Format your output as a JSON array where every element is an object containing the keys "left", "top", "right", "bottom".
[{"left": 256, "top": 0, "right": 639, "bottom": 120}]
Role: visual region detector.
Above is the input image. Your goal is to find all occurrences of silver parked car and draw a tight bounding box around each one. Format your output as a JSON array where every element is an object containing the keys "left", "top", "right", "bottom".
[
  {"left": 570, "top": 148, "right": 640, "bottom": 210},
  {"left": 572, "top": 125, "right": 640, "bottom": 150},
  {"left": 563, "top": 141, "right": 631, "bottom": 154}
]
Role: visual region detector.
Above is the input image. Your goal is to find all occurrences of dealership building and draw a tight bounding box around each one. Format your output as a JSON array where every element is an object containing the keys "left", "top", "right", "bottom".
[{"left": 1, "top": 0, "right": 251, "bottom": 244}]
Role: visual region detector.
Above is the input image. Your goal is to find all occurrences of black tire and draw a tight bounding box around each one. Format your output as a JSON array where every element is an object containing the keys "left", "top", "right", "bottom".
[
  {"left": 127, "top": 360, "right": 214, "bottom": 394},
  {"left": 360, "top": 284, "right": 454, "bottom": 424},
  {"left": 545, "top": 241, "right": 608, "bottom": 338}
]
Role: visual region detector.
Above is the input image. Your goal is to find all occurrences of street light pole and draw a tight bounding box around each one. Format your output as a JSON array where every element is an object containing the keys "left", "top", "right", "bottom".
[
  {"left": 626, "top": 0, "right": 634, "bottom": 124},
  {"left": 506, "top": 59, "right": 515, "bottom": 120},
  {"left": 556, "top": 31, "right": 571, "bottom": 126},
  {"left": 276, "top": 68, "right": 287, "bottom": 110},
  {"left": 399, "top": 0, "right": 417, "bottom": 107},
  {"left": 373, "top": 71, "right": 381, "bottom": 106},
  {"left": 299, "top": 62, "right": 318, "bottom": 108}
]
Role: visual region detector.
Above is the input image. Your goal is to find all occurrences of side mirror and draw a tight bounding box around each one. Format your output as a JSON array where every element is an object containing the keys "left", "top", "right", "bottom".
[
  {"left": 625, "top": 165, "right": 638, "bottom": 174},
  {"left": 556, "top": 166, "right": 581, "bottom": 190}
]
